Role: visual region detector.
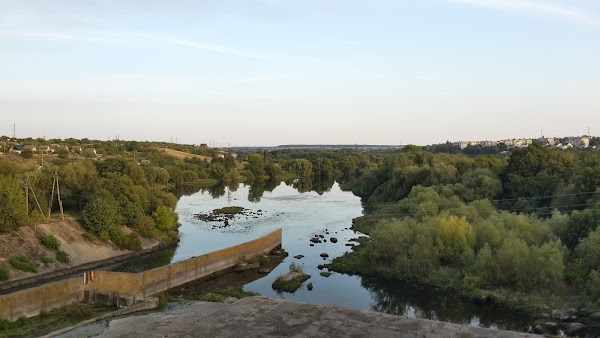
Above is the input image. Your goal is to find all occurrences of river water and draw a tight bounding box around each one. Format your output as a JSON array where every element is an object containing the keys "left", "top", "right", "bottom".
[{"left": 169, "top": 180, "right": 534, "bottom": 332}]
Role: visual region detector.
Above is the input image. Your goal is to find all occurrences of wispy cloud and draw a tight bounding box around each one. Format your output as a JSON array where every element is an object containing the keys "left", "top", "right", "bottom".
[
  {"left": 449, "top": 0, "right": 599, "bottom": 25},
  {"left": 0, "top": 29, "right": 268, "bottom": 60}
]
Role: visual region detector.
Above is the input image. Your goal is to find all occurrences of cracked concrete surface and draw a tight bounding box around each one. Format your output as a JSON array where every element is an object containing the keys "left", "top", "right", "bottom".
[{"left": 90, "top": 297, "right": 541, "bottom": 338}]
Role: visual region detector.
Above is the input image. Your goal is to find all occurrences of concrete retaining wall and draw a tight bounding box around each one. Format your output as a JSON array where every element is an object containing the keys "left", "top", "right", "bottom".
[{"left": 0, "top": 229, "right": 282, "bottom": 321}]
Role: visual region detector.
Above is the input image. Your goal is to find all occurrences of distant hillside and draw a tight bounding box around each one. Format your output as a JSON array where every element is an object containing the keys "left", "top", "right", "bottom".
[{"left": 159, "top": 148, "right": 212, "bottom": 162}]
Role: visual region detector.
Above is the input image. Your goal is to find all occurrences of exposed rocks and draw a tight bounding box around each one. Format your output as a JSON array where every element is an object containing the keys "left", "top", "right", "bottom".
[
  {"left": 320, "top": 253, "right": 329, "bottom": 258},
  {"left": 320, "top": 272, "right": 332, "bottom": 278},
  {"left": 258, "top": 268, "right": 271, "bottom": 274},
  {"left": 272, "top": 271, "right": 311, "bottom": 293},
  {"left": 317, "top": 264, "right": 330, "bottom": 270},
  {"left": 309, "top": 244, "right": 314, "bottom": 247},
  {"left": 234, "top": 263, "right": 260, "bottom": 272},
  {"left": 309, "top": 238, "right": 320, "bottom": 244},
  {"left": 293, "top": 255, "right": 304, "bottom": 260},
  {"left": 330, "top": 237, "right": 338, "bottom": 243}
]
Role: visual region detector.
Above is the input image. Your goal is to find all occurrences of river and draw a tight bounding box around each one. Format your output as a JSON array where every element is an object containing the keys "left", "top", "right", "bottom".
[{"left": 167, "top": 180, "right": 534, "bottom": 332}]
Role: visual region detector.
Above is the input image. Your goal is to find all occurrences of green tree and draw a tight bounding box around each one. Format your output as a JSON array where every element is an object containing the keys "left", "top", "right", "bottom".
[
  {"left": 436, "top": 216, "right": 475, "bottom": 264},
  {"left": 0, "top": 176, "right": 28, "bottom": 232},
  {"left": 182, "top": 170, "right": 199, "bottom": 183},
  {"left": 153, "top": 205, "right": 176, "bottom": 230},
  {"left": 470, "top": 244, "right": 499, "bottom": 287},
  {"left": 81, "top": 190, "right": 123, "bottom": 233},
  {"left": 246, "top": 153, "right": 266, "bottom": 178},
  {"left": 288, "top": 159, "right": 313, "bottom": 177}
]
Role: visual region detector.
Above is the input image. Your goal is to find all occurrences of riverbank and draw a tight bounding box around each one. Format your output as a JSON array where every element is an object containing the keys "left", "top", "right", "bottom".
[
  {"left": 0, "top": 220, "right": 162, "bottom": 293},
  {"left": 60, "top": 297, "right": 541, "bottom": 338},
  {"left": 330, "top": 215, "right": 600, "bottom": 337}
]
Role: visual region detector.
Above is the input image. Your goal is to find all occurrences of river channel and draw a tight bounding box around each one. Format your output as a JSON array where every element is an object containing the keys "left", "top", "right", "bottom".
[{"left": 160, "top": 180, "right": 534, "bottom": 333}]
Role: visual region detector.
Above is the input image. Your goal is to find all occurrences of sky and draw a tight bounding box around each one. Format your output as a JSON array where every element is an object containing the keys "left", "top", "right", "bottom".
[{"left": 0, "top": 0, "right": 599, "bottom": 146}]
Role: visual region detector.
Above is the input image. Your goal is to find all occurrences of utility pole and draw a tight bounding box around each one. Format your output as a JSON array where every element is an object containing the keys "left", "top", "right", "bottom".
[
  {"left": 25, "top": 177, "right": 46, "bottom": 220},
  {"left": 48, "top": 170, "right": 64, "bottom": 221},
  {"left": 24, "top": 181, "right": 29, "bottom": 218},
  {"left": 13, "top": 123, "right": 15, "bottom": 140}
]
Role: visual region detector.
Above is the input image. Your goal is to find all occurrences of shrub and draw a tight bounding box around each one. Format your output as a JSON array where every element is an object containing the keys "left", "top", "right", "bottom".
[
  {"left": 0, "top": 176, "right": 28, "bottom": 233},
  {"left": 135, "top": 215, "right": 157, "bottom": 238},
  {"left": 82, "top": 190, "right": 123, "bottom": 233},
  {"left": 41, "top": 256, "right": 53, "bottom": 265},
  {"left": 41, "top": 234, "right": 60, "bottom": 251},
  {"left": 20, "top": 149, "right": 33, "bottom": 159},
  {"left": 9, "top": 256, "right": 38, "bottom": 273},
  {"left": 56, "top": 250, "right": 69, "bottom": 264},
  {"left": 0, "top": 265, "right": 10, "bottom": 281},
  {"left": 125, "top": 233, "right": 143, "bottom": 252}
]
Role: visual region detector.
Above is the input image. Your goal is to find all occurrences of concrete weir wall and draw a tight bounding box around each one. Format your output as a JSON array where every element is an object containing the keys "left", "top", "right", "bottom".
[{"left": 0, "top": 229, "right": 282, "bottom": 321}]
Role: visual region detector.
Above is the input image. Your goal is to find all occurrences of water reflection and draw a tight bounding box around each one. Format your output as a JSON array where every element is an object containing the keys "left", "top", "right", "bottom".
[{"left": 363, "top": 277, "right": 533, "bottom": 331}]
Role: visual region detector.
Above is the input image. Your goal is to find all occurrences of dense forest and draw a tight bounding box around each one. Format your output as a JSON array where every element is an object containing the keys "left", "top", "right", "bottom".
[{"left": 322, "top": 144, "right": 600, "bottom": 335}]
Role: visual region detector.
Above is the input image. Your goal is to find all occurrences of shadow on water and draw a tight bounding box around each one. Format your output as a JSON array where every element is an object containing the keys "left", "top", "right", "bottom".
[
  {"left": 169, "top": 256, "right": 285, "bottom": 297},
  {"left": 362, "top": 277, "right": 534, "bottom": 332},
  {"left": 110, "top": 247, "right": 176, "bottom": 273}
]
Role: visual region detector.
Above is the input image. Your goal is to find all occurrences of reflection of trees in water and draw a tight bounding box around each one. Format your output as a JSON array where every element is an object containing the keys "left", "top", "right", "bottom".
[
  {"left": 312, "top": 176, "right": 334, "bottom": 195},
  {"left": 361, "top": 277, "right": 532, "bottom": 332},
  {"left": 293, "top": 178, "right": 312, "bottom": 193},
  {"left": 197, "top": 183, "right": 225, "bottom": 198},
  {"left": 248, "top": 179, "right": 280, "bottom": 202},
  {"left": 174, "top": 185, "right": 203, "bottom": 197},
  {"left": 291, "top": 177, "right": 335, "bottom": 194},
  {"left": 228, "top": 181, "right": 240, "bottom": 192}
]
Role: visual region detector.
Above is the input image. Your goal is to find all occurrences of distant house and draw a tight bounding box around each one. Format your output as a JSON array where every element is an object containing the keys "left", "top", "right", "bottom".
[
  {"left": 23, "top": 145, "right": 37, "bottom": 152},
  {"left": 199, "top": 143, "right": 208, "bottom": 148},
  {"left": 140, "top": 159, "right": 151, "bottom": 165},
  {"left": 557, "top": 143, "right": 573, "bottom": 150},
  {"left": 71, "top": 146, "right": 82, "bottom": 154},
  {"left": 49, "top": 144, "right": 60, "bottom": 153},
  {"left": 38, "top": 145, "right": 50, "bottom": 154},
  {"left": 10, "top": 144, "right": 24, "bottom": 154},
  {"left": 1, "top": 136, "right": 11, "bottom": 142},
  {"left": 84, "top": 148, "right": 97, "bottom": 157}
]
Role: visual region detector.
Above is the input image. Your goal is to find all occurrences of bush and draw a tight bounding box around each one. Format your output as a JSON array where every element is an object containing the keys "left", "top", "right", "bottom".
[
  {"left": 56, "top": 250, "right": 69, "bottom": 264},
  {"left": 0, "top": 265, "right": 10, "bottom": 281},
  {"left": 135, "top": 215, "right": 157, "bottom": 238},
  {"left": 9, "top": 256, "right": 38, "bottom": 273},
  {"left": 41, "top": 256, "right": 53, "bottom": 265},
  {"left": 0, "top": 176, "right": 28, "bottom": 233},
  {"left": 41, "top": 234, "right": 60, "bottom": 251},
  {"left": 82, "top": 190, "right": 123, "bottom": 233},
  {"left": 125, "top": 233, "right": 143, "bottom": 252},
  {"left": 153, "top": 206, "right": 176, "bottom": 230},
  {"left": 20, "top": 149, "right": 33, "bottom": 159}
]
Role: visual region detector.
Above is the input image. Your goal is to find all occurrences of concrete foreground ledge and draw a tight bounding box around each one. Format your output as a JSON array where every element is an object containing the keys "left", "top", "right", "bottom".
[{"left": 68, "top": 297, "right": 541, "bottom": 338}]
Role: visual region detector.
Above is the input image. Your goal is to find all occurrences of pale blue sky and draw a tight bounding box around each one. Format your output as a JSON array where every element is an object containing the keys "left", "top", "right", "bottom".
[{"left": 1, "top": 0, "right": 599, "bottom": 146}]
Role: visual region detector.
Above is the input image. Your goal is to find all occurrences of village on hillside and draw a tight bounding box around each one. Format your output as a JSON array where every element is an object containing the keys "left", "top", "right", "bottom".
[{"left": 453, "top": 135, "right": 594, "bottom": 150}]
